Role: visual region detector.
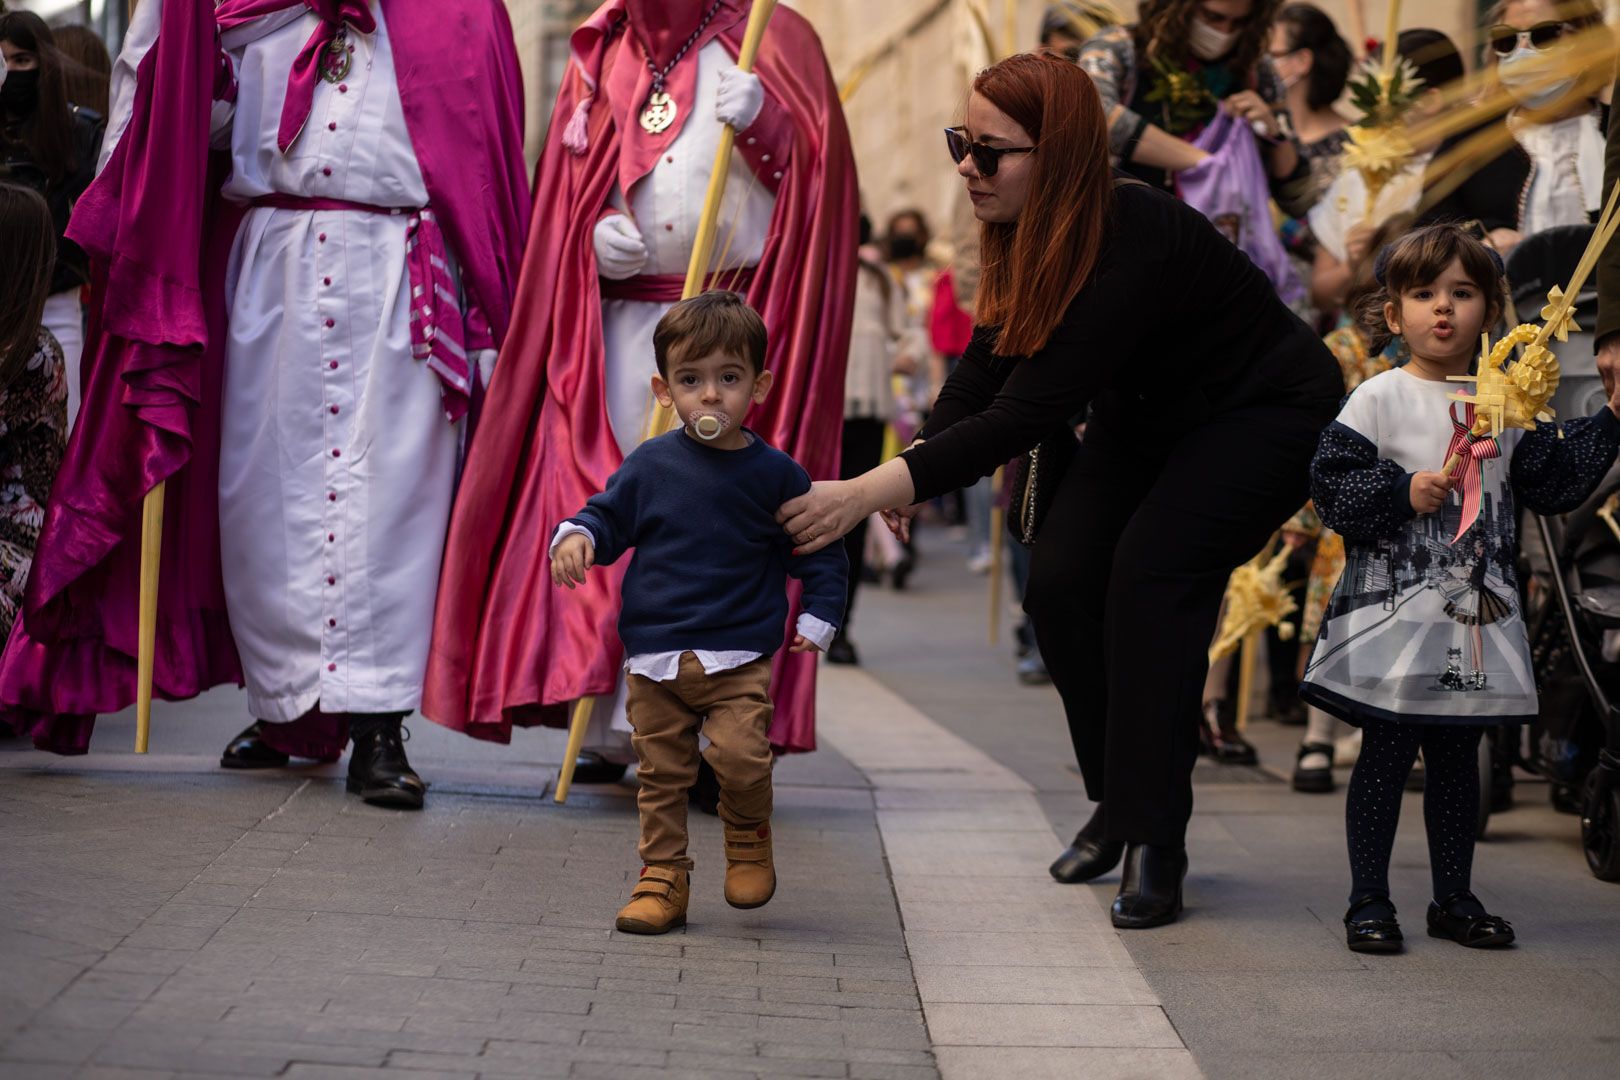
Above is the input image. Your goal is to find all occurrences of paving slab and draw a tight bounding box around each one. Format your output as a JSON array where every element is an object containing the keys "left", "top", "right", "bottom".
[
  {"left": 0, "top": 688, "right": 937, "bottom": 1079},
  {"left": 850, "top": 535, "right": 1620, "bottom": 1080}
]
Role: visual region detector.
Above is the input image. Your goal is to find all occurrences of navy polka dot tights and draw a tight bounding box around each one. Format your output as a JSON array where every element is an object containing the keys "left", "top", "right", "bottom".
[{"left": 1346, "top": 719, "right": 1487, "bottom": 920}]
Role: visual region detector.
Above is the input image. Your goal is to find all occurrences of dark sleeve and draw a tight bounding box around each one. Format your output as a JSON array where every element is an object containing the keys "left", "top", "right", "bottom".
[
  {"left": 1510, "top": 410, "right": 1620, "bottom": 515},
  {"left": 569, "top": 458, "right": 640, "bottom": 567},
  {"left": 1309, "top": 421, "right": 1417, "bottom": 543},
  {"left": 1599, "top": 70, "right": 1620, "bottom": 347},
  {"left": 917, "top": 325, "right": 1016, "bottom": 441},
  {"left": 1267, "top": 150, "right": 1316, "bottom": 219},
  {"left": 780, "top": 465, "right": 848, "bottom": 629},
  {"left": 901, "top": 258, "right": 1150, "bottom": 502}
]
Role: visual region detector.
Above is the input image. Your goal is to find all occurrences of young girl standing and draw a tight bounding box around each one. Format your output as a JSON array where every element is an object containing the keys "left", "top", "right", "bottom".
[{"left": 1301, "top": 224, "right": 1620, "bottom": 953}]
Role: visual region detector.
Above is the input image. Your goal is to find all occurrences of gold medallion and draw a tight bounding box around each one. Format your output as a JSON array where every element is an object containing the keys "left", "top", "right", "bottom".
[
  {"left": 640, "top": 91, "right": 677, "bottom": 134},
  {"left": 320, "top": 35, "right": 351, "bottom": 85}
]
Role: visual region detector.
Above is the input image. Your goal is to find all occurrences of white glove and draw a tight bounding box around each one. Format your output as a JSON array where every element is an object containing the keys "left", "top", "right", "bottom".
[
  {"left": 592, "top": 213, "right": 648, "bottom": 281},
  {"left": 715, "top": 66, "right": 764, "bottom": 132}
]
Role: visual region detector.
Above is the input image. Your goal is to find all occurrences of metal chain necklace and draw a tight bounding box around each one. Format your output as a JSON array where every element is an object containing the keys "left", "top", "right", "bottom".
[{"left": 638, "top": 0, "right": 725, "bottom": 134}]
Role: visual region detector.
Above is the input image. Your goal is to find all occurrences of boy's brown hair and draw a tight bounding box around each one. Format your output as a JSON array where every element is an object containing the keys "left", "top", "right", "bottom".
[{"left": 653, "top": 291, "right": 768, "bottom": 378}]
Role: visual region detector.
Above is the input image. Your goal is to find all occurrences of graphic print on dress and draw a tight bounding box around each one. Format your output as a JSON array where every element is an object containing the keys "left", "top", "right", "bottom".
[{"left": 1304, "top": 399, "right": 1531, "bottom": 719}]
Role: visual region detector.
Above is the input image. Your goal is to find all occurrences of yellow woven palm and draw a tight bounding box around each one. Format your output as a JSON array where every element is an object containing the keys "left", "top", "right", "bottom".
[
  {"left": 1456, "top": 325, "right": 1559, "bottom": 438},
  {"left": 1209, "top": 546, "right": 1297, "bottom": 664}
]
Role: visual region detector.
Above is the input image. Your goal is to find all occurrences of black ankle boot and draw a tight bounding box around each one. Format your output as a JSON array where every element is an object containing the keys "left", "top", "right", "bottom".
[
  {"left": 1111, "top": 844, "right": 1187, "bottom": 929},
  {"left": 220, "top": 721, "right": 290, "bottom": 770},
  {"left": 346, "top": 716, "right": 426, "bottom": 810},
  {"left": 1050, "top": 804, "right": 1125, "bottom": 884}
]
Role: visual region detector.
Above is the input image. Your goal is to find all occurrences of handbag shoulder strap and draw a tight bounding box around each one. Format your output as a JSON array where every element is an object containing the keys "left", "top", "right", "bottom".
[{"left": 1112, "top": 175, "right": 1149, "bottom": 190}]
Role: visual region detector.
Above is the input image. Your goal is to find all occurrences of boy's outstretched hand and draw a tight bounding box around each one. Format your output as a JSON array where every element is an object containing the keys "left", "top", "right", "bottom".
[
  {"left": 551, "top": 533, "right": 595, "bottom": 589},
  {"left": 789, "top": 634, "right": 823, "bottom": 655}
]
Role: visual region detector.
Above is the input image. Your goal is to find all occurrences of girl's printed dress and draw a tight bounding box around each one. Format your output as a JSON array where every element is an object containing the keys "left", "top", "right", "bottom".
[
  {"left": 1301, "top": 367, "right": 1620, "bottom": 726},
  {"left": 0, "top": 328, "right": 68, "bottom": 643}
]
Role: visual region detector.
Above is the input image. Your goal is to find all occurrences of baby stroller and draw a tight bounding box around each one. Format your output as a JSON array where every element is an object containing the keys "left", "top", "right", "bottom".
[{"left": 1505, "top": 227, "right": 1620, "bottom": 881}]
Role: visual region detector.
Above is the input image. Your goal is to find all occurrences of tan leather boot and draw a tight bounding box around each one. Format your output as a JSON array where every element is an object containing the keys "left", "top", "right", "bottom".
[
  {"left": 723, "top": 821, "right": 776, "bottom": 909},
  {"left": 615, "top": 866, "right": 689, "bottom": 934}
]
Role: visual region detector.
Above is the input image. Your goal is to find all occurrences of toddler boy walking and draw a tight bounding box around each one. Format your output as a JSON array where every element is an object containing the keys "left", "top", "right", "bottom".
[{"left": 551, "top": 292, "right": 848, "bottom": 934}]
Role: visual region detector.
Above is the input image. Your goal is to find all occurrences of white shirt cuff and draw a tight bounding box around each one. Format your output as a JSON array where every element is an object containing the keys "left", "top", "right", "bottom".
[
  {"left": 796, "top": 613, "right": 837, "bottom": 653},
  {"left": 550, "top": 521, "right": 595, "bottom": 556}
]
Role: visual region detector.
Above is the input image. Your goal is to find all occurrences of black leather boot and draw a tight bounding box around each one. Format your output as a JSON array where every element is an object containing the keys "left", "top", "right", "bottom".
[
  {"left": 220, "top": 721, "right": 291, "bottom": 770},
  {"left": 572, "top": 750, "right": 629, "bottom": 785},
  {"left": 1050, "top": 804, "right": 1125, "bottom": 884},
  {"left": 1111, "top": 844, "right": 1187, "bottom": 929},
  {"left": 346, "top": 716, "right": 426, "bottom": 810}
]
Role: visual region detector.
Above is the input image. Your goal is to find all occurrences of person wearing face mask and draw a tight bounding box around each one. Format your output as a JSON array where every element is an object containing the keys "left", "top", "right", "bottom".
[
  {"left": 1308, "top": 30, "right": 1467, "bottom": 314},
  {"left": 1078, "top": 0, "right": 1314, "bottom": 215},
  {"left": 0, "top": 0, "right": 530, "bottom": 815},
  {"left": 1494, "top": 0, "right": 1609, "bottom": 243},
  {"left": 0, "top": 12, "right": 105, "bottom": 432},
  {"left": 1270, "top": 3, "right": 1351, "bottom": 201}
]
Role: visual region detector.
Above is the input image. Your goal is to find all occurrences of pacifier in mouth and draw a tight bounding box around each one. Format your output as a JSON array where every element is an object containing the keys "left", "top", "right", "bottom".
[{"left": 690, "top": 412, "right": 730, "bottom": 441}]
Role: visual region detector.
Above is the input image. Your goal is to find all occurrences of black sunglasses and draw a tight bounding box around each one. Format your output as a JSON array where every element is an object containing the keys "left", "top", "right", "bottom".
[
  {"left": 1488, "top": 21, "right": 1567, "bottom": 56},
  {"left": 945, "top": 127, "right": 1036, "bottom": 178}
]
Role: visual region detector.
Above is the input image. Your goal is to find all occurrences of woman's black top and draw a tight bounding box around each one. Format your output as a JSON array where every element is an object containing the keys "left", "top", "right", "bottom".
[
  {"left": 903, "top": 179, "right": 1343, "bottom": 503},
  {"left": 0, "top": 104, "right": 104, "bottom": 294}
]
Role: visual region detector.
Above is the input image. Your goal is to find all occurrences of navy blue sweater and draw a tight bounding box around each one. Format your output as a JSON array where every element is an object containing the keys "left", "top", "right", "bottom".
[{"left": 568, "top": 430, "right": 848, "bottom": 658}]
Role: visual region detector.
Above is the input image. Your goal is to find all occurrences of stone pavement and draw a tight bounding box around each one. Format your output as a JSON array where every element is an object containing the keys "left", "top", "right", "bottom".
[
  {"left": 3, "top": 530, "right": 1620, "bottom": 1079},
  {"left": 1, "top": 699, "right": 933, "bottom": 1078},
  {"left": 850, "top": 533, "right": 1620, "bottom": 1080}
]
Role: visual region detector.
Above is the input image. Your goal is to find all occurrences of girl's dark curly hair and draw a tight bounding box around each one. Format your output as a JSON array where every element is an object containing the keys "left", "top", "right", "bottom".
[{"left": 1135, "top": 0, "right": 1284, "bottom": 80}]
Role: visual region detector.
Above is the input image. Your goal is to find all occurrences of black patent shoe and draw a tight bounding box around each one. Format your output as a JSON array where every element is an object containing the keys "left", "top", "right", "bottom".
[
  {"left": 1344, "top": 895, "right": 1403, "bottom": 953},
  {"left": 220, "top": 721, "right": 291, "bottom": 770},
  {"left": 1111, "top": 844, "right": 1187, "bottom": 929},
  {"left": 1050, "top": 833, "right": 1125, "bottom": 884},
  {"left": 572, "top": 750, "right": 630, "bottom": 785},
  {"left": 1292, "top": 741, "right": 1336, "bottom": 794},
  {"left": 1426, "top": 891, "right": 1515, "bottom": 948},
  {"left": 1199, "top": 699, "right": 1258, "bottom": 766},
  {"left": 346, "top": 722, "right": 426, "bottom": 810},
  {"left": 689, "top": 756, "right": 721, "bottom": 816},
  {"left": 826, "top": 633, "right": 859, "bottom": 666}
]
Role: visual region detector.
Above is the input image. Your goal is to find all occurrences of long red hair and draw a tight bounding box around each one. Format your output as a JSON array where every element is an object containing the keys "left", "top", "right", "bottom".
[{"left": 971, "top": 53, "right": 1113, "bottom": 357}]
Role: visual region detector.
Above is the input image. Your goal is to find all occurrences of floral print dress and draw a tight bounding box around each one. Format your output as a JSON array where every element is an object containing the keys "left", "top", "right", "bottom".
[{"left": 0, "top": 328, "right": 68, "bottom": 643}]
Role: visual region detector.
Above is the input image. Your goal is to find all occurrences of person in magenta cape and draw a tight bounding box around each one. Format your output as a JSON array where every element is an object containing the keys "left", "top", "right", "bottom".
[
  {"left": 420, "top": 0, "right": 857, "bottom": 784},
  {"left": 0, "top": 0, "right": 528, "bottom": 812}
]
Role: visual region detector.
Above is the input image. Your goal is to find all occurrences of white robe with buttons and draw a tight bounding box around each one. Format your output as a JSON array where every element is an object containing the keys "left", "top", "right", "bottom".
[{"left": 210, "top": 8, "right": 462, "bottom": 722}]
